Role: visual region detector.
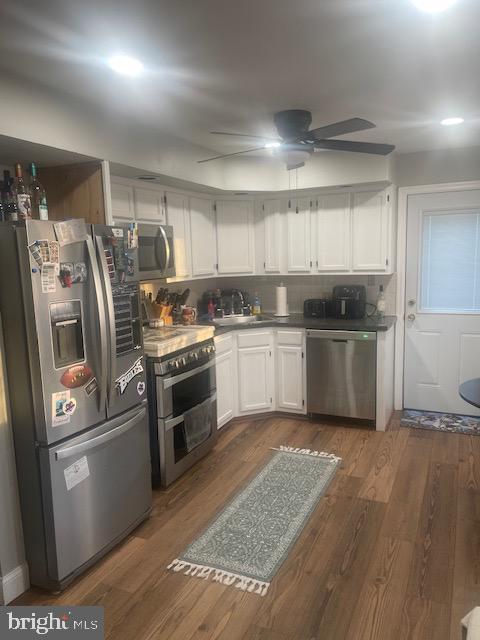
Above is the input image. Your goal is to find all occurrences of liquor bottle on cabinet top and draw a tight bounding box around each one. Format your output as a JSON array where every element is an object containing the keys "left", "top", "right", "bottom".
[
  {"left": 13, "top": 163, "right": 32, "bottom": 220},
  {"left": 2, "top": 170, "right": 19, "bottom": 222},
  {"left": 28, "top": 162, "right": 48, "bottom": 220}
]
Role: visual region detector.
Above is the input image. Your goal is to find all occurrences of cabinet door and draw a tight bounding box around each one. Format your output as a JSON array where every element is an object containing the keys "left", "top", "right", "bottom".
[
  {"left": 215, "top": 350, "right": 235, "bottom": 428},
  {"left": 189, "top": 196, "right": 216, "bottom": 277},
  {"left": 317, "top": 193, "right": 351, "bottom": 272},
  {"left": 238, "top": 343, "right": 273, "bottom": 413},
  {"left": 263, "top": 199, "right": 282, "bottom": 273},
  {"left": 134, "top": 187, "right": 166, "bottom": 224},
  {"left": 287, "top": 197, "right": 312, "bottom": 272},
  {"left": 216, "top": 200, "right": 255, "bottom": 274},
  {"left": 111, "top": 182, "right": 135, "bottom": 223},
  {"left": 166, "top": 191, "right": 191, "bottom": 279},
  {"left": 352, "top": 191, "right": 387, "bottom": 271},
  {"left": 276, "top": 345, "right": 304, "bottom": 413}
]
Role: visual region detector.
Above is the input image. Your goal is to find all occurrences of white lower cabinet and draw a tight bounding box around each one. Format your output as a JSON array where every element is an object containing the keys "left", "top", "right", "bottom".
[
  {"left": 237, "top": 331, "right": 274, "bottom": 414},
  {"left": 214, "top": 329, "right": 306, "bottom": 428},
  {"left": 275, "top": 330, "right": 306, "bottom": 414},
  {"left": 214, "top": 334, "right": 236, "bottom": 429}
]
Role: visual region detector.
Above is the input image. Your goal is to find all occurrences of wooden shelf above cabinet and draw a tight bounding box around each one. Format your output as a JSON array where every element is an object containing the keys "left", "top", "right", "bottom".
[{"left": 38, "top": 161, "right": 106, "bottom": 225}]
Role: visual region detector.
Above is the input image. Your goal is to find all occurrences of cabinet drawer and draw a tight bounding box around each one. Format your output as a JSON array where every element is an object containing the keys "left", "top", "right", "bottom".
[
  {"left": 214, "top": 333, "right": 234, "bottom": 355},
  {"left": 276, "top": 329, "right": 304, "bottom": 346},
  {"left": 237, "top": 330, "right": 272, "bottom": 349}
]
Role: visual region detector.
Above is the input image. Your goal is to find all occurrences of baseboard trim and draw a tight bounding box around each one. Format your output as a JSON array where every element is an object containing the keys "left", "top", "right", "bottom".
[{"left": 0, "top": 563, "right": 29, "bottom": 604}]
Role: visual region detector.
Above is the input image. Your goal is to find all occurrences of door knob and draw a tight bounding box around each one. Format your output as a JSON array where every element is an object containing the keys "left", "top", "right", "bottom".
[{"left": 407, "top": 313, "right": 416, "bottom": 321}]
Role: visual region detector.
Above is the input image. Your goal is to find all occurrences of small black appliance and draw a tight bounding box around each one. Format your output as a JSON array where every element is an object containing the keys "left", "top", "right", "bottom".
[
  {"left": 331, "top": 285, "right": 367, "bottom": 319},
  {"left": 303, "top": 299, "right": 332, "bottom": 319}
]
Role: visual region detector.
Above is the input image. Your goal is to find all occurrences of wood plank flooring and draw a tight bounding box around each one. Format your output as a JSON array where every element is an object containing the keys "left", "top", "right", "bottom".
[{"left": 15, "top": 413, "right": 479, "bottom": 640}]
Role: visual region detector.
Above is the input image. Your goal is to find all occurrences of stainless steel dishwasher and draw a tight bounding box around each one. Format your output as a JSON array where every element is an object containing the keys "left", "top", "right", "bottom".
[{"left": 306, "top": 330, "right": 376, "bottom": 420}]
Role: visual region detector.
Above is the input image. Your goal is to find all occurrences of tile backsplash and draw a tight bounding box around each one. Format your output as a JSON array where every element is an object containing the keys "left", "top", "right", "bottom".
[{"left": 142, "top": 274, "right": 397, "bottom": 316}]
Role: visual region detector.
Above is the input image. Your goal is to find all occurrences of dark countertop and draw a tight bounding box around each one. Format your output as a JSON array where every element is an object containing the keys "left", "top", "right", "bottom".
[
  {"left": 459, "top": 378, "right": 480, "bottom": 409},
  {"left": 208, "top": 314, "right": 397, "bottom": 336}
]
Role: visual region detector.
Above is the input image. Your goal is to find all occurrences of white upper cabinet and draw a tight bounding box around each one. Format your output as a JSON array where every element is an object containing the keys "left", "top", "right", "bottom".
[
  {"left": 352, "top": 190, "right": 389, "bottom": 272},
  {"left": 165, "top": 191, "right": 191, "bottom": 280},
  {"left": 134, "top": 186, "right": 166, "bottom": 225},
  {"left": 316, "top": 193, "right": 351, "bottom": 272},
  {"left": 111, "top": 181, "right": 135, "bottom": 223},
  {"left": 263, "top": 199, "right": 282, "bottom": 273},
  {"left": 287, "top": 197, "right": 312, "bottom": 273},
  {"left": 215, "top": 199, "right": 255, "bottom": 274},
  {"left": 189, "top": 196, "right": 216, "bottom": 277}
]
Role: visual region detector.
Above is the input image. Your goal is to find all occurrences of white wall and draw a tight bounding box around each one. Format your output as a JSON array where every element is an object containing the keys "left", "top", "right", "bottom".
[{"left": 393, "top": 145, "right": 480, "bottom": 187}]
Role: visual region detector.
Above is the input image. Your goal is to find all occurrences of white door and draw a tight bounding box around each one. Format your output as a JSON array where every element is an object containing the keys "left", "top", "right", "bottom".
[
  {"left": 404, "top": 188, "right": 480, "bottom": 415},
  {"left": 134, "top": 187, "right": 166, "bottom": 224},
  {"left": 287, "top": 197, "right": 312, "bottom": 273},
  {"left": 263, "top": 199, "right": 282, "bottom": 273},
  {"left": 352, "top": 191, "right": 388, "bottom": 271},
  {"left": 111, "top": 182, "right": 135, "bottom": 223},
  {"left": 189, "top": 196, "right": 216, "bottom": 277},
  {"left": 237, "top": 332, "right": 274, "bottom": 414},
  {"left": 215, "top": 349, "right": 235, "bottom": 428},
  {"left": 316, "top": 193, "right": 351, "bottom": 272},
  {"left": 215, "top": 199, "right": 255, "bottom": 274},
  {"left": 166, "top": 191, "right": 191, "bottom": 280}
]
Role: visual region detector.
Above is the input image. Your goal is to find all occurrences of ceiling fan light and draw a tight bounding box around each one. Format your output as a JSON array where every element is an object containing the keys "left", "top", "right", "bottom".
[
  {"left": 264, "top": 141, "right": 281, "bottom": 149},
  {"left": 274, "top": 148, "right": 311, "bottom": 168}
]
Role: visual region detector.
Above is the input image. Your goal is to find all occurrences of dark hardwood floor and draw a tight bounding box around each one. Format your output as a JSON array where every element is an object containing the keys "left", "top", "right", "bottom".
[{"left": 15, "top": 413, "right": 480, "bottom": 640}]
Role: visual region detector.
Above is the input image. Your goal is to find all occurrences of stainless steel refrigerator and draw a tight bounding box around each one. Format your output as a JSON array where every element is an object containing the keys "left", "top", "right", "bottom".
[{"left": 0, "top": 219, "right": 151, "bottom": 591}]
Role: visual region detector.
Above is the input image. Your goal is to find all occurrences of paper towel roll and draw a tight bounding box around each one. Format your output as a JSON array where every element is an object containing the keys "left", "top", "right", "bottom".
[{"left": 275, "top": 284, "right": 289, "bottom": 317}]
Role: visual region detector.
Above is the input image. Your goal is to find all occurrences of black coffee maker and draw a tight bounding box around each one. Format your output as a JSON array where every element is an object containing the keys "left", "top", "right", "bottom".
[{"left": 331, "top": 285, "right": 367, "bottom": 319}]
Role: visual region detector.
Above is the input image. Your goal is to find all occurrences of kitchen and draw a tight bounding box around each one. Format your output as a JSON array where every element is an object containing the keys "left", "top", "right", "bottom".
[{"left": 0, "top": 0, "right": 480, "bottom": 639}]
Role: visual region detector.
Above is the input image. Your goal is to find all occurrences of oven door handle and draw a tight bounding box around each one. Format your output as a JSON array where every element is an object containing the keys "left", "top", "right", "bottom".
[
  {"left": 163, "top": 358, "right": 215, "bottom": 389},
  {"left": 164, "top": 394, "right": 217, "bottom": 432}
]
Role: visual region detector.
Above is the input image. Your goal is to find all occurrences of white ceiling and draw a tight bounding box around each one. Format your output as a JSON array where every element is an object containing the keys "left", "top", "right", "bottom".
[{"left": 1, "top": 0, "right": 479, "bottom": 158}]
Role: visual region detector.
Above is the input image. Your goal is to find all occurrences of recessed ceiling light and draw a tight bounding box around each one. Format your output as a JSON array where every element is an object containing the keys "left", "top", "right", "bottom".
[
  {"left": 440, "top": 117, "right": 464, "bottom": 126},
  {"left": 264, "top": 142, "right": 281, "bottom": 149},
  {"left": 410, "top": 0, "right": 458, "bottom": 11},
  {"left": 107, "top": 55, "right": 144, "bottom": 77}
]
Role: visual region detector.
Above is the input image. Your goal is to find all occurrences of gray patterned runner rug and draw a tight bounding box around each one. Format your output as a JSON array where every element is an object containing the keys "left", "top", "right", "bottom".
[{"left": 167, "top": 445, "right": 340, "bottom": 597}]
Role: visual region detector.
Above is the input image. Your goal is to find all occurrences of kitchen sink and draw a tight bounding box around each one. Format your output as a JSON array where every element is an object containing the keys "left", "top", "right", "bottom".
[{"left": 213, "top": 314, "right": 275, "bottom": 326}]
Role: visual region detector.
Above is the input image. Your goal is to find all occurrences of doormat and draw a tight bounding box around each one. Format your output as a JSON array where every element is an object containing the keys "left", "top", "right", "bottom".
[
  {"left": 401, "top": 409, "right": 480, "bottom": 436},
  {"left": 167, "top": 446, "right": 340, "bottom": 597}
]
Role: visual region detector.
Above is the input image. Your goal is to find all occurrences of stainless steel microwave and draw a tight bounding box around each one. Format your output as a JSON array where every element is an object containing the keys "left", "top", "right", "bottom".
[{"left": 137, "top": 224, "right": 176, "bottom": 280}]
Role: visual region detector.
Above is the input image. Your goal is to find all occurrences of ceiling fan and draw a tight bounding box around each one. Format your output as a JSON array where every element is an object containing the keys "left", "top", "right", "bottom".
[{"left": 198, "top": 110, "right": 395, "bottom": 170}]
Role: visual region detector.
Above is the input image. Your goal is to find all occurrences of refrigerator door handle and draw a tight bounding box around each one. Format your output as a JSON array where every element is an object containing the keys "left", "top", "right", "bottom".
[
  {"left": 95, "top": 234, "right": 117, "bottom": 408},
  {"left": 86, "top": 235, "right": 108, "bottom": 411},
  {"left": 55, "top": 406, "right": 146, "bottom": 460}
]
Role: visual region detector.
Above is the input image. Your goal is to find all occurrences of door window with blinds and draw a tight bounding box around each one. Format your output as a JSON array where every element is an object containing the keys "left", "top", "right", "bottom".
[{"left": 420, "top": 209, "right": 480, "bottom": 312}]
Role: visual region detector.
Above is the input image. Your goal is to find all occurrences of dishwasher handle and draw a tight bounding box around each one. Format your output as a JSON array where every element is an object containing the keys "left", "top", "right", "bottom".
[{"left": 306, "top": 330, "right": 376, "bottom": 342}]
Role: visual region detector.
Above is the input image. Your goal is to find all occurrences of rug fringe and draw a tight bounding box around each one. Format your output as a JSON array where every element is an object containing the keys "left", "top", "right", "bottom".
[
  {"left": 271, "top": 445, "right": 341, "bottom": 462},
  {"left": 166, "top": 559, "right": 270, "bottom": 597}
]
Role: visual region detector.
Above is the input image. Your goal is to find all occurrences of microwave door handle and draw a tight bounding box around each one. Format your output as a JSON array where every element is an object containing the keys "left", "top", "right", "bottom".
[
  {"left": 157, "top": 225, "right": 170, "bottom": 275},
  {"left": 86, "top": 235, "right": 108, "bottom": 411},
  {"left": 95, "top": 234, "right": 117, "bottom": 407}
]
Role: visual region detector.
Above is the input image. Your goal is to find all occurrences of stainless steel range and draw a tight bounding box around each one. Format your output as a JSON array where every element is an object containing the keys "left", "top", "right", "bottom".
[{"left": 146, "top": 334, "right": 217, "bottom": 488}]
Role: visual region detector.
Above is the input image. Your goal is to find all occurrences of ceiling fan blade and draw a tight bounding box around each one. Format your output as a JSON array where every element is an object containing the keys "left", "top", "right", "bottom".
[
  {"left": 286, "top": 162, "right": 305, "bottom": 171},
  {"left": 314, "top": 139, "right": 395, "bottom": 155},
  {"left": 198, "top": 146, "right": 266, "bottom": 163},
  {"left": 210, "top": 131, "right": 280, "bottom": 142},
  {"left": 308, "top": 118, "right": 376, "bottom": 141}
]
